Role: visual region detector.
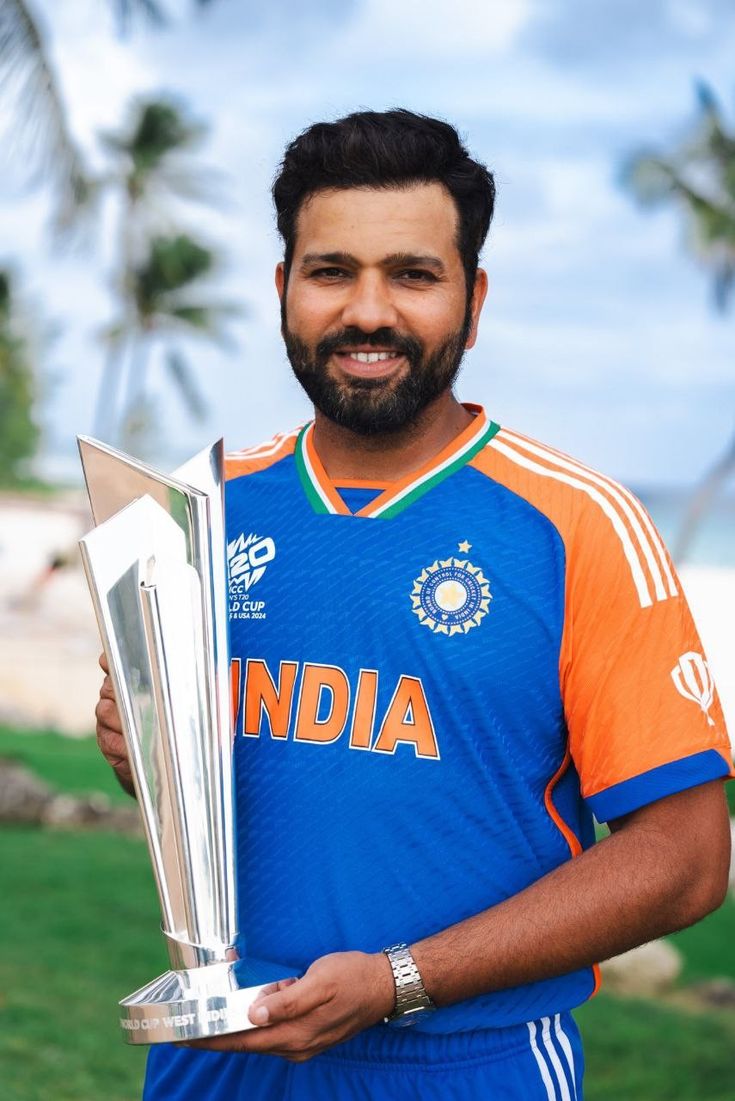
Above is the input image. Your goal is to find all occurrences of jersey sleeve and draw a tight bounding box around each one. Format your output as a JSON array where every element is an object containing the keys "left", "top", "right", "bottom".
[{"left": 561, "top": 493, "right": 734, "bottom": 823}]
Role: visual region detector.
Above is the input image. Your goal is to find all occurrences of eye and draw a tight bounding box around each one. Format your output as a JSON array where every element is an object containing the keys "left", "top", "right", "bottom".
[
  {"left": 396, "top": 269, "right": 437, "bottom": 283},
  {"left": 309, "top": 267, "right": 348, "bottom": 280}
]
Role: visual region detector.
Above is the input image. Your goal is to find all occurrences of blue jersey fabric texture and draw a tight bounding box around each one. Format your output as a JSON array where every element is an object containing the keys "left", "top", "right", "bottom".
[
  {"left": 143, "top": 417, "right": 729, "bottom": 1099},
  {"left": 145, "top": 1012, "right": 584, "bottom": 1100},
  {"left": 225, "top": 455, "right": 596, "bottom": 1029}
]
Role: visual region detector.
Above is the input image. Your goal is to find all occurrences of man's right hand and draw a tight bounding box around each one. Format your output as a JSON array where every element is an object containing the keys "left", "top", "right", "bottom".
[{"left": 95, "top": 652, "right": 136, "bottom": 797}]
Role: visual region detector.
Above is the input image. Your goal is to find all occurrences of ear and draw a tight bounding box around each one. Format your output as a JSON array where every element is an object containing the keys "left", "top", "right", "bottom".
[
  {"left": 275, "top": 262, "right": 286, "bottom": 302},
  {"left": 465, "top": 268, "right": 488, "bottom": 350}
]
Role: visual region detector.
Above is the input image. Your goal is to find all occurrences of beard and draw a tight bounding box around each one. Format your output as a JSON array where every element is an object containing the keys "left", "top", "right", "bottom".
[{"left": 282, "top": 309, "right": 472, "bottom": 437}]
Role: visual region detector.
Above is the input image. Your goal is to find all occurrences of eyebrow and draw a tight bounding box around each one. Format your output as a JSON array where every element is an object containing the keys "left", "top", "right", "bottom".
[{"left": 299, "top": 251, "right": 446, "bottom": 274}]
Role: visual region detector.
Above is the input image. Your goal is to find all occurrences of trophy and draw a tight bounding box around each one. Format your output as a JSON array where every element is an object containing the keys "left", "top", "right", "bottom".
[{"left": 77, "top": 436, "right": 292, "bottom": 1045}]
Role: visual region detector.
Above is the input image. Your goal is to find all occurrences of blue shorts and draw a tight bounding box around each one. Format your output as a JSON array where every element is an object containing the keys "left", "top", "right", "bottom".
[{"left": 143, "top": 1012, "right": 584, "bottom": 1100}]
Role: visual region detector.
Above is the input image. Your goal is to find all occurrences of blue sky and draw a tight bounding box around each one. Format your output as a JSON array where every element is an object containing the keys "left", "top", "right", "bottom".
[{"left": 2, "top": 0, "right": 734, "bottom": 487}]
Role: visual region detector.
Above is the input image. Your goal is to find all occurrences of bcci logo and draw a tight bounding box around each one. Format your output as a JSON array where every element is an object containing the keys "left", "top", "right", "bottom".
[
  {"left": 411, "top": 541, "right": 491, "bottom": 636},
  {"left": 227, "top": 533, "right": 276, "bottom": 620},
  {"left": 671, "top": 651, "right": 716, "bottom": 726}
]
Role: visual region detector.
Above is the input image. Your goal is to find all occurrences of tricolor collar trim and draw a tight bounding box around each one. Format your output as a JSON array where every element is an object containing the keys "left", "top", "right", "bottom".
[{"left": 294, "top": 404, "right": 500, "bottom": 519}]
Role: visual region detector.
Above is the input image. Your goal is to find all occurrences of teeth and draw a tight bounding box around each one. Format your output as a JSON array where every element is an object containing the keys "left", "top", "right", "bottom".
[{"left": 351, "top": 351, "right": 396, "bottom": 363}]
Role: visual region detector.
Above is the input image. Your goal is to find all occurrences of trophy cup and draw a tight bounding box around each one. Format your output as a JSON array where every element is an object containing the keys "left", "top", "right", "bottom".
[{"left": 77, "top": 436, "right": 292, "bottom": 1044}]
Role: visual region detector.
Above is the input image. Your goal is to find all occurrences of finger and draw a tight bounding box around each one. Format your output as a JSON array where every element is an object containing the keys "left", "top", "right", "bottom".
[
  {"left": 95, "top": 696, "right": 124, "bottom": 734},
  {"left": 184, "top": 1023, "right": 316, "bottom": 1057},
  {"left": 99, "top": 674, "right": 117, "bottom": 701},
  {"left": 98, "top": 651, "right": 109, "bottom": 673},
  {"left": 251, "top": 977, "right": 299, "bottom": 1002},
  {"left": 248, "top": 974, "right": 329, "bottom": 1027}
]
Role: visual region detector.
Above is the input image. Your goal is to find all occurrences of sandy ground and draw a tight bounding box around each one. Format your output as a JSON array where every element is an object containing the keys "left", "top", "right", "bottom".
[{"left": 0, "top": 495, "right": 734, "bottom": 743}]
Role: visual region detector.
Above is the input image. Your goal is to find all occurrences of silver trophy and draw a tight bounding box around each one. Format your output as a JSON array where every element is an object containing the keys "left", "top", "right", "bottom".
[{"left": 78, "top": 436, "right": 291, "bottom": 1045}]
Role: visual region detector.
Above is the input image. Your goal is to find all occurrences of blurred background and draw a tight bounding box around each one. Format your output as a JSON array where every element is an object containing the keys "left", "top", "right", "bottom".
[{"left": 0, "top": 1, "right": 733, "bottom": 1098}]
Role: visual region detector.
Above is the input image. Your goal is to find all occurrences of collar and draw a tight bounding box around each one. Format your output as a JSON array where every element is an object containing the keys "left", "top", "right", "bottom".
[{"left": 294, "top": 403, "right": 500, "bottom": 519}]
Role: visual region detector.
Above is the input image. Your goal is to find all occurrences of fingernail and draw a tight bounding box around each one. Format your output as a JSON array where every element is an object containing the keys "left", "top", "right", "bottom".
[{"left": 250, "top": 1004, "right": 269, "bottom": 1025}]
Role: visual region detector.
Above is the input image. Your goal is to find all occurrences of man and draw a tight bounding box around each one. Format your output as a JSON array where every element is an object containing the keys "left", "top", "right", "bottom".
[{"left": 96, "top": 109, "right": 733, "bottom": 1100}]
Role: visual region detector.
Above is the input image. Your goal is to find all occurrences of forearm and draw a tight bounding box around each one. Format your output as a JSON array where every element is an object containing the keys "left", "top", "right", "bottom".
[{"left": 411, "top": 783, "right": 729, "bottom": 1008}]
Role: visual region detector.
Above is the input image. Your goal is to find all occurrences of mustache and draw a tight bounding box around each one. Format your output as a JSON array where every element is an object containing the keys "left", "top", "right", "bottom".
[{"left": 315, "top": 327, "right": 423, "bottom": 363}]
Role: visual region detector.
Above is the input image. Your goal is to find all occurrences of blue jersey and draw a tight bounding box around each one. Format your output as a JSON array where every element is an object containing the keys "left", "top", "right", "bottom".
[{"left": 145, "top": 405, "right": 732, "bottom": 1094}]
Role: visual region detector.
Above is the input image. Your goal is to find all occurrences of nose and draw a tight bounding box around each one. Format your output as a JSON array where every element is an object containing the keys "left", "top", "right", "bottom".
[{"left": 340, "top": 272, "right": 399, "bottom": 333}]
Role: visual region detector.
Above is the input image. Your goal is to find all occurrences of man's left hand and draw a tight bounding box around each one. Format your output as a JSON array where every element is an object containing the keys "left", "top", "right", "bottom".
[{"left": 184, "top": 951, "right": 396, "bottom": 1062}]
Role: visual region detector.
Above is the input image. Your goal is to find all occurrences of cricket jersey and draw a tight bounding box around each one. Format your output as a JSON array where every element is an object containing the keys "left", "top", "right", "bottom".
[
  {"left": 219, "top": 403, "right": 733, "bottom": 1028},
  {"left": 146, "top": 402, "right": 733, "bottom": 1096}
]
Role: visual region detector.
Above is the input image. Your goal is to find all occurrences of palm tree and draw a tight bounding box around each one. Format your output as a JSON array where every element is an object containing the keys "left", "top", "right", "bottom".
[
  {"left": 104, "top": 233, "right": 239, "bottom": 453},
  {"left": 0, "top": 269, "right": 40, "bottom": 485},
  {"left": 94, "top": 95, "right": 232, "bottom": 446},
  {"left": 623, "top": 82, "right": 735, "bottom": 561},
  {"left": 0, "top": 0, "right": 218, "bottom": 232}
]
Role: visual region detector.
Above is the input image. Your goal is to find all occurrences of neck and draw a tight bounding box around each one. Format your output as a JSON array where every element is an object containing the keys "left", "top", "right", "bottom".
[{"left": 311, "top": 391, "right": 474, "bottom": 483}]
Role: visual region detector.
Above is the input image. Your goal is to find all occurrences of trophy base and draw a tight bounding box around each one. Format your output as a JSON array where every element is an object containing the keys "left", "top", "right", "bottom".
[{"left": 119, "top": 956, "right": 296, "bottom": 1045}]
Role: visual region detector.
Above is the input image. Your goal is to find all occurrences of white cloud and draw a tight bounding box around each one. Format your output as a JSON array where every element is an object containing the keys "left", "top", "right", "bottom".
[{"left": 337, "top": 0, "right": 534, "bottom": 59}]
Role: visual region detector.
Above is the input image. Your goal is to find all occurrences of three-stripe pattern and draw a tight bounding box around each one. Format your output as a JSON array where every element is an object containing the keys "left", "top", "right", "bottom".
[
  {"left": 528, "top": 1014, "right": 578, "bottom": 1101},
  {"left": 489, "top": 429, "right": 677, "bottom": 610}
]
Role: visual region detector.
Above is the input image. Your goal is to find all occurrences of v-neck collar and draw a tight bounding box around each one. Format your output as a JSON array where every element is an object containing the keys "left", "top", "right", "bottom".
[{"left": 294, "top": 404, "right": 500, "bottom": 519}]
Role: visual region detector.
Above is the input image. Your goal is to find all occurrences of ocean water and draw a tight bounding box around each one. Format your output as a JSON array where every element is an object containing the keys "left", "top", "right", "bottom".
[{"left": 638, "top": 489, "right": 735, "bottom": 569}]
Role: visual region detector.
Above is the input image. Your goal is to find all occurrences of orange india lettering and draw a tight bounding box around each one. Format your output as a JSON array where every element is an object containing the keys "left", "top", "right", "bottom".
[
  {"left": 243, "top": 659, "right": 298, "bottom": 738},
  {"left": 295, "top": 663, "right": 350, "bottom": 743},
  {"left": 373, "top": 676, "right": 439, "bottom": 759}
]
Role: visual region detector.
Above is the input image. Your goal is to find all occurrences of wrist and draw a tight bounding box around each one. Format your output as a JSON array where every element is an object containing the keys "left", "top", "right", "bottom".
[{"left": 370, "top": 950, "right": 399, "bottom": 1020}]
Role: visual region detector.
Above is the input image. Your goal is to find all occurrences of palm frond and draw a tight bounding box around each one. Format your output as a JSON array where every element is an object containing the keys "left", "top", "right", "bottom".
[
  {"left": 623, "top": 84, "right": 735, "bottom": 312},
  {"left": 114, "top": 0, "right": 217, "bottom": 30},
  {"left": 0, "top": 0, "right": 94, "bottom": 234},
  {"left": 620, "top": 153, "right": 677, "bottom": 207},
  {"left": 132, "top": 234, "right": 216, "bottom": 313},
  {"left": 112, "top": 0, "right": 168, "bottom": 34}
]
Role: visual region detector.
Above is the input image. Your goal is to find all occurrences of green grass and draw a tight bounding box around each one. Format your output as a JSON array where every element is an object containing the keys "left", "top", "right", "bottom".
[
  {"left": 577, "top": 994, "right": 735, "bottom": 1100},
  {"left": 671, "top": 893, "right": 735, "bottom": 983},
  {"left": 0, "top": 826, "right": 160, "bottom": 1101},
  {"left": 726, "top": 780, "right": 735, "bottom": 816},
  {"left": 2, "top": 730, "right": 735, "bottom": 1099},
  {"left": 0, "top": 726, "right": 130, "bottom": 804}
]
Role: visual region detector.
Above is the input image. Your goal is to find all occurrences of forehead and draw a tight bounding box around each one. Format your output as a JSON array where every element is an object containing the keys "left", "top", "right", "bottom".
[{"left": 294, "top": 183, "right": 461, "bottom": 263}]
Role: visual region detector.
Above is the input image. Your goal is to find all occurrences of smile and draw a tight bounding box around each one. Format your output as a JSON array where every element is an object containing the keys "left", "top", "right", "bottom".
[
  {"left": 333, "top": 350, "right": 406, "bottom": 378},
  {"left": 346, "top": 351, "right": 395, "bottom": 363}
]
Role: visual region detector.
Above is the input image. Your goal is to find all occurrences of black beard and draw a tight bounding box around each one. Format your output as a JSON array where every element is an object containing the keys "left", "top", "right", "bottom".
[{"left": 282, "top": 316, "right": 472, "bottom": 437}]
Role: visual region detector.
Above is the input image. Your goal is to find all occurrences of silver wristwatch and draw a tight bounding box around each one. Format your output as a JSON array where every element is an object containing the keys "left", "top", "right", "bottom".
[{"left": 382, "top": 943, "right": 435, "bottom": 1026}]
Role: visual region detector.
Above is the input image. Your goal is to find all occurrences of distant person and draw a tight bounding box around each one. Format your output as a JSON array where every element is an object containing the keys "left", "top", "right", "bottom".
[
  {"left": 95, "top": 109, "right": 733, "bottom": 1101},
  {"left": 13, "top": 546, "right": 77, "bottom": 611}
]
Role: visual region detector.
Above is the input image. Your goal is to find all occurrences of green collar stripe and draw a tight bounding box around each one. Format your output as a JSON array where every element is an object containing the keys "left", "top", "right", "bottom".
[
  {"left": 372, "top": 420, "right": 500, "bottom": 519},
  {"left": 295, "top": 426, "right": 333, "bottom": 515}
]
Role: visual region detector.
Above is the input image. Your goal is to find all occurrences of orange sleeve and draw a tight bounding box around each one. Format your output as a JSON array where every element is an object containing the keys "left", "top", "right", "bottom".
[
  {"left": 560, "top": 494, "right": 734, "bottom": 821},
  {"left": 471, "top": 430, "right": 733, "bottom": 823}
]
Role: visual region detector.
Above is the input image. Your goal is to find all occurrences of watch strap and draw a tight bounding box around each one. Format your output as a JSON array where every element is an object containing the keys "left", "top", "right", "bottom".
[{"left": 382, "top": 942, "right": 435, "bottom": 1023}]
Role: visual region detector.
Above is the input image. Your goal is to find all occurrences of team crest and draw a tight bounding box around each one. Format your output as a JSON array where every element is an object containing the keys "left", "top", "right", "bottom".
[{"left": 411, "top": 542, "right": 491, "bottom": 636}]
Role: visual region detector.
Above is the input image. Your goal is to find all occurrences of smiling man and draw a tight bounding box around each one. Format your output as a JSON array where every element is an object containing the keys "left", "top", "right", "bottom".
[{"left": 96, "top": 110, "right": 734, "bottom": 1101}]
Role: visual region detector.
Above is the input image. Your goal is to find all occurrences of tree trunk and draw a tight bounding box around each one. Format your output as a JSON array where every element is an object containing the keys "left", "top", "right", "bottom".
[
  {"left": 674, "top": 425, "right": 735, "bottom": 562},
  {"left": 119, "top": 337, "right": 153, "bottom": 451},
  {"left": 92, "top": 335, "right": 129, "bottom": 442}
]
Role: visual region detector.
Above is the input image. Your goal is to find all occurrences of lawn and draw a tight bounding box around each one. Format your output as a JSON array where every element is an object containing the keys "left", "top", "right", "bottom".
[{"left": 1, "top": 730, "right": 734, "bottom": 1100}]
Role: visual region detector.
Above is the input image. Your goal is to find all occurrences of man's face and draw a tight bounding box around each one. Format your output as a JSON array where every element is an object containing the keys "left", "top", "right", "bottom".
[{"left": 276, "top": 183, "right": 486, "bottom": 436}]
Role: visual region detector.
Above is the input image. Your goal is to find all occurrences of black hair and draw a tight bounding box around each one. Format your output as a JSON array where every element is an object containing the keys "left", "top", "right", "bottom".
[{"left": 272, "top": 109, "right": 495, "bottom": 293}]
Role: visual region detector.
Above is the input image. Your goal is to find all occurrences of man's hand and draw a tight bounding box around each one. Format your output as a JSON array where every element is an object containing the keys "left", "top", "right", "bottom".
[
  {"left": 185, "top": 951, "right": 395, "bottom": 1062},
  {"left": 95, "top": 652, "right": 135, "bottom": 796}
]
